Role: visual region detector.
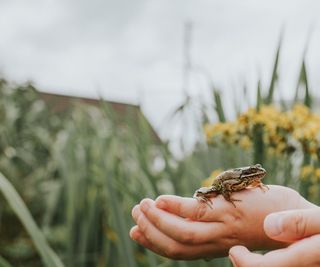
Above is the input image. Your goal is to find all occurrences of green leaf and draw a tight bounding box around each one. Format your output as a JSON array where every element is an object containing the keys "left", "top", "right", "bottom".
[
  {"left": 265, "top": 36, "right": 282, "bottom": 105},
  {"left": 213, "top": 89, "right": 226, "bottom": 122},
  {"left": 256, "top": 80, "right": 262, "bottom": 112},
  {"left": 295, "top": 60, "right": 312, "bottom": 107},
  {"left": 0, "top": 255, "right": 13, "bottom": 267},
  {"left": 0, "top": 173, "right": 64, "bottom": 267},
  {"left": 103, "top": 141, "right": 137, "bottom": 267},
  {"left": 253, "top": 124, "right": 265, "bottom": 165}
]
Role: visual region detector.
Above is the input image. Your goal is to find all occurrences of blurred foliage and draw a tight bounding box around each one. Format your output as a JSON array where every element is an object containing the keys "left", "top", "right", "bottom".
[
  {"left": 0, "top": 41, "right": 319, "bottom": 267},
  {"left": 0, "top": 80, "right": 63, "bottom": 266},
  {"left": 0, "top": 79, "right": 222, "bottom": 266}
]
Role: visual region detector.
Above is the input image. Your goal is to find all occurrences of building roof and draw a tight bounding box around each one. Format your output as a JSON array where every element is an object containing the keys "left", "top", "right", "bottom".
[{"left": 38, "top": 91, "right": 161, "bottom": 143}]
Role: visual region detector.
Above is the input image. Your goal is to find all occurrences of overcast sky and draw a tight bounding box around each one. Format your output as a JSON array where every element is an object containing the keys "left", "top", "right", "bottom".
[{"left": 1, "top": 0, "right": 320, "bottom": 141}]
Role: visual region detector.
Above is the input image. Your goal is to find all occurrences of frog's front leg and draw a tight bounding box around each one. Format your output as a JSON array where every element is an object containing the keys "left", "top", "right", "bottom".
[
  {"left": 248, "top": 180, "right": 269, "bottom": 192},
  {"left": 193, "top": 195, "right": 214, "bottom": 209},
  {"left": 221, "top": 188, "right": 241, "bottom": 208},
  {"left": 258, "top": 182, "right": 269, "bottom": 192},
  {"left": 200, "top": 197, "right": 213, "bottom": 209},
  {"left": 193, "top": 188, "right": 217, "bottom": 209}
]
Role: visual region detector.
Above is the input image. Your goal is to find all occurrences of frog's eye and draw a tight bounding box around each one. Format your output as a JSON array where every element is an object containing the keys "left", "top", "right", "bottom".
[{"left": 255, "top": 164, "right": 262, "bottom": 168}]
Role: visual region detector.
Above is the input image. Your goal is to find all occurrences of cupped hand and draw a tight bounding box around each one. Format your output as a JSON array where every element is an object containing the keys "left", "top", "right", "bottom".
[
  {"left": 129, "top": 185, "right": 316, "bottom": 260},
  {"left": 229, "top": 208, "right": 320, "bottom": 267}
]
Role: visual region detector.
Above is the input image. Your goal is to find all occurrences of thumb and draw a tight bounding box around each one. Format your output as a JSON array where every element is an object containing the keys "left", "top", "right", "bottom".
[
  {"left": 229, "top": 246, "right": 263, "bottom": 267},
  {"left": 264, "top": 208, "right": 320, "bottom": 242}
]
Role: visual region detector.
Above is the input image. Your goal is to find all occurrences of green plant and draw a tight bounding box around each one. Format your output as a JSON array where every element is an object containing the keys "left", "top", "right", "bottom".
[{"left": 0, "top": 38, "right": 318, "bottom": 267}]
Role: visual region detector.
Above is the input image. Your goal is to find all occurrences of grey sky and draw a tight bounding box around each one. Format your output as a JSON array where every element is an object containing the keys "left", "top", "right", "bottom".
[{"left": 1, "top": 0, "right": 320, "bottom": 141}]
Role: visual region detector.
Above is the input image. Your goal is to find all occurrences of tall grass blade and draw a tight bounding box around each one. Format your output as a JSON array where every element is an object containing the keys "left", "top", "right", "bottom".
[
  {"left": 213, "top": 89, "right": 226, "bottom": 122},
  {"left": 256, "top": 80, "right": 262, "bottom": 112},
  {"left": 252, "top": 124, "right": 265, "bottom": 165},
  {"left": 294, "top": 26, "right": 313, "bottom": 107},
  {"left": 0, "top": 173, "right": 64, "bottom": 267},
  {"left": 294, "top": 59, "right": 312, "bottom": 107},
  {"left": 265, "top": 37, "right": 281, "bottom": 104},
  {"left": 104, "top": 142, "right": 137, "bottom": 267},
  {"left": 0, "top": 255, "right": 13, "bottom": 267}
]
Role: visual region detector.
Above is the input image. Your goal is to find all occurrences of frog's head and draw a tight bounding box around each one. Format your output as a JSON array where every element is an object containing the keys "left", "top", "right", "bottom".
[
  {"left": 252, "top": 163, "right": 266, "bottom": 175},
  {"left": 193, "top": 187, "right": 212, "bottom": 197},
  {"left": 242, "top": 163, "right": 267, "bottom": 181},
  {"left": 193, "top": 186, "right": 219, "bottom": 199}
]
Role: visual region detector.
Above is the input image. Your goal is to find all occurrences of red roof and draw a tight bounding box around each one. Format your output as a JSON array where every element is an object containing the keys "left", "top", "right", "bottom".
[{"left": 38, "top": 91, "right": 161, "bottom": 143}]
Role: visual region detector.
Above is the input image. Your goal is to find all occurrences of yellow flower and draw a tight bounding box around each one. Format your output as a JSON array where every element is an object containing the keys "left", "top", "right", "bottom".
[
  {"left": 134, "top": 251, "right": 146, "bottom": 263},
  {"left": 267, "top": 147, "right": 276, "bottom": 156},
  {"left": 204, "top": 123, "right": 215, "bottom": 139},
  {"left": 308, "top": 185, "right": 319, "bottom": 200},
  {"left": 292, "top": 104, "right": 310, "bottom": 117},
  {"left": 300, "top": 165, "right": 314, "bottom": 181},
  {"left": 220, "top": 122, "right": 237, "bottom": 136},
  {"left": 239, "top": 136, "right": 252, "bottom": 150},
  {"left": 275, "top": 142, "right": 287, "bottom": 154},
  {"left": 252, "top": 113, "right": 266, "bottom": 125},
  {"left": 202, "top": 169, "right": 223, "bottom": 187},
  {"left": 204, "top": 103, "right": 320, "bottom": 159},
  {"left": 311, "top": 174, "right": 318, "bottom": 183},
  {"left": 292, "top": 129, "right": 303, "bottom": 140},
  {"left": 315, "top": 168, "right": 320, "bottom": 177},
  {"left": 289, "top": 104, "right": 313, "bottom": 130},
  {"left": 106, "top": 227, "right": 118, "bottom": 242},
  {"left": 308, "top": 141, "right": 318, "bottom": 154}
]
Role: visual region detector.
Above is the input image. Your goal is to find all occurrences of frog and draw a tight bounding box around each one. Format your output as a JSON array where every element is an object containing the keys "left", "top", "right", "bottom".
[{"left": 193, "top": 164, "right": 268, "bottom": 208}]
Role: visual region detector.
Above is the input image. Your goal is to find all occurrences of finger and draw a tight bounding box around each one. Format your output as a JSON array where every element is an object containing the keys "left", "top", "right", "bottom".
[
  {"left": 135, "top": 209, "right": 229, "bottom": 259},
  {"left": 155, "top": 195, "right": 224, "bottom": 221},
  {"left": 130, "top": 225, "right": 165, "bottom": 256},
  {"left": 140, "top": 198, "right": 227, "bottom": 244},
  {"left": 229, "top": 246, "right": 265, "bottom": 267},
  {"left": 230, "top": 235, "right": 320, "bottom": 267},
  {"left": 264, "top": 208, "right": 320, "bottom": 242},
  {"left": 229, "top": 245, "right": 296, "bottom": 267},
  {"left": 131, "top": 204, "right": 141, "bottom": 224}
]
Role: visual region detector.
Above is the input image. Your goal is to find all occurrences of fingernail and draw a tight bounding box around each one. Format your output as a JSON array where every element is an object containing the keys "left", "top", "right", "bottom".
[
  {"left": 130, "top": 230, "right": 140, "bottom": 241},
  {"left": 129, "top": 228, "right": 140, "bottom": 241},
  {"left": 264, "top": 213, "right": 283, "bottom": 236},
  {"left": 155, "top": 199, "right": 166, "bottom": 209},
  {"left": 132, "top": 205, "right": 140, "bottom": 219},
  {"left": 140, "top": 200, "right": 150, "bottom": 212}
]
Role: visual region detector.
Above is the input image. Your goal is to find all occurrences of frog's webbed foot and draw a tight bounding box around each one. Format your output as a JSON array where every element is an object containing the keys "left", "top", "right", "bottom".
[
  {"left": 259, "top": 183, "right": 269, "bottom": 192},
  {"left": 194, "top": 196, "right": 213, "bottom": 209},
  {"left": 222, "top": 191, "right": 241, "bottom": 208},
  {"left": 228, "top": 198, "right": 242, "bottom": 208},
  {"left": 248, "top": 181, "right": 269, "bottom": 193}
]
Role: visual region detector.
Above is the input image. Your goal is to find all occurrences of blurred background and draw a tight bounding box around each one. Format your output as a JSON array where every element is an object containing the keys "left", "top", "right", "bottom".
[{"left": 0, "top": 0, "right": 320, "bottom": 266}]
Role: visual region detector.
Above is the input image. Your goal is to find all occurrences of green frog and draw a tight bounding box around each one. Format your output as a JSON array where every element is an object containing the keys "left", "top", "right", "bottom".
[{"left": 193, "top": 164, "right": 268, "bottom": 208}]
